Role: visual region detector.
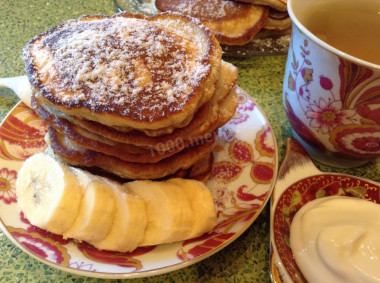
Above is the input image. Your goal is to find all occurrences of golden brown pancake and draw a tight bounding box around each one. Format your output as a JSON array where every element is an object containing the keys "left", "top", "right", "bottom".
[
  {"left": 23, "top": 12, "right": 222, "bottom": 130},
  {"left": 32, "top": 85, "right": 237, "bottom": 163},
  {"left": 154, "top": 0, "right": 269, "bottom": 46},
  {"left": 47, "top": 127, "right": 217, "bottom": 180},
  {"left": 32, "top": 62, "right": 238, "bottom": 152},
  {"left": 44, "top": 145, "right": 213, "bottom": 183},
  {"left": 255, "top": 26, "right": 291, "bottom": 38},
  {"left": 168, "top": 153, "right": 214, "bottom": 182},
  {"left": 235, "top": 0, "right": 287, "bottom": 11},
  {"left": 32, "top": 96, "right": 185, "bottom": 162},
  {"left": 263, "top": 8, "right": 291, "bottom": 31}
]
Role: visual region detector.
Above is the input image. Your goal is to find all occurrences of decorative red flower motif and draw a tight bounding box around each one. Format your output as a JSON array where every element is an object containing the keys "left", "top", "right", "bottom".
[
  {"left": 352, "top": 136, "right": 380, "bottom": 152},
  {"left": 229, "top": 139, "right": 254, "bottom": 163},
  {"left": 0, "top": 167, "right": 17, "bottom": 204},
  {"left": 305, "top": 98, "right": 358, "bottom": 134},
  {"left": 214, "top": 187, "right": 237, "bottom": 214},
  {"left": 286, "top": 181, "right": 345, "bottom": 222},
  {"left": 212, "top": 161, "right": 243, "bottom": 183},
  {"left": 77, "top": 241, "right": 154, "bottom": 270},
  {"left": 357, "top": 104, "right": 380, "bottom": 125},
  {"left": 235, "top": 87, "right": 256, "bottom": 112},
  {"left": 0, "top": 114, "right": 46, "bottom": 149},
  {"left": 329, "top": 124, "right": 380, "bottom": 157},
  {"left": 237, "top": 185, "right": 267, "bottom": 201},
  {"left": 301, "top": 181, "right": 342, "bottom": 205},
  {"left": 230, "top": 112, "right": 250, "bottom": 125},
  {"left": 228, "top": 87, "right": 256, "bottom": 125},
  {"left": 177, "top": 232, "right": 235, "bottom": 261},
  {"left": 0, "top": 106, "right": 47, "bottom": 160},
  {"left": 7, "top": 226, "right": 70, "bottom": 266},
  {"left": 213, "top": 132, "right": 275, "bottom": 184},
  {"left": 255, "top": 126, "right": 275, "bottom": 157},
  {"left": 20, "top": 212, "right": 71, "bottom": 245},
  {"left": 250, "top": 162, "right": 274, "bottom": 184},
  {"left": 215, "top": 202, "right": 261, "bottom": 233}
]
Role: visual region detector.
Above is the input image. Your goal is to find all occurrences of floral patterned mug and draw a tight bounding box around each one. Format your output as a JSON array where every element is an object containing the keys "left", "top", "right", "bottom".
[{"left": 283, "top": 0, "right": 380, "bottom": 168}]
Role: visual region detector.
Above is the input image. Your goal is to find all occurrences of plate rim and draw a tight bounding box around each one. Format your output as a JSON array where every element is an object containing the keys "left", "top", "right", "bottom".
[{"left": 0, "top": 89, "right": 278, "bottom": 279}]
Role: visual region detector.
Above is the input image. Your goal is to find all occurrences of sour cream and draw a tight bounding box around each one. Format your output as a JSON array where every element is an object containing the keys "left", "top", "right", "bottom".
[{"left": 290, "top": 196, "right": 380, "bottom": 283}]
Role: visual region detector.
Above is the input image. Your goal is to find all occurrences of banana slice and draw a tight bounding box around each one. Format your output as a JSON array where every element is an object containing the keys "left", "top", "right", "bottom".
[
  {"left": 89, "top": 187, "right": 147, "bottom": 252},
  {"left": 16, "top": 152, "right": 217, "bottom": 252},
  {"left": 126, "top": 180, "right": 193, "bottom": 246},
  {"left": 16, "top": 152, "right": 84, "bottom": 235},
  {"left": 63, "top": 179, "right": 117, "bottom": 242},
  {"left": 168, "top": 178, "right": 217, "bottom": 239}
]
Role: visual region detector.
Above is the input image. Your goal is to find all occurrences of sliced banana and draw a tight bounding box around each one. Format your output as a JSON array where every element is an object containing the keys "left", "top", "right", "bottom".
[
  {"left": 16, "top": 152, "right": 217, "bottom": 253},
  {"left": 63, "top": 179, "right": 117, "bottom": 242},
  {"left": 168, "top": 178, "right": 217, "bottom": 239},
  {"left": 89, "top": 187, "right": 147, "bottom": 252},
  {"left": 127, "top": 180, "right": 193, "bottom": 246},
  {"left": 16, "top": 152, "right": 84, "bottom": 235}
]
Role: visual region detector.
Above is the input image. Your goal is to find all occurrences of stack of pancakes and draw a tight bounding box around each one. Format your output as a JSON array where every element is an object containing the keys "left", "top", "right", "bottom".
[
  {"left": 22, "top": 12, "right": 238, "bottom": 181},
  {"left": 153, "top": 0, "right": 291, "bottom": 46},
  {"left": 241, "top": 0, "right": 291, "bottom": 39}
]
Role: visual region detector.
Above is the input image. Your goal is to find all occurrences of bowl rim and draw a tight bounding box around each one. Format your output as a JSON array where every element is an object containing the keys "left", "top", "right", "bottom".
[{"left": 272, "top": 172, "right": 380, "bottom": 282}]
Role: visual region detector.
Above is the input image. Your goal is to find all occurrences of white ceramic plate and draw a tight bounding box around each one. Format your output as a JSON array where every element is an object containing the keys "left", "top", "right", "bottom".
[{"left": 0, "top": 87, "right": 277, "bottom": 279}]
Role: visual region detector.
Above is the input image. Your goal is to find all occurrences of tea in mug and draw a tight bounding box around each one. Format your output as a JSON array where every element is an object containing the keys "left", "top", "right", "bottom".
[{"left": 301, "top": 0, "right": 380, "bottom": 65}]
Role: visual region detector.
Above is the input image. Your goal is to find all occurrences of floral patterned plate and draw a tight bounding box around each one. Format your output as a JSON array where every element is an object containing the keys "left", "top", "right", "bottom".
[
  {"left": 0, "top": 86, "right": 278, "bottom": 279},
  {"left": 270, "top": 138, "right": 380, "bottom": 283}
]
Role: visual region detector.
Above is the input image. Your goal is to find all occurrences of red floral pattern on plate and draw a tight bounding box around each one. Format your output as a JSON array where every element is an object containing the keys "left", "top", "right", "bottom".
[
  {"left": 177, "top": 232, "right": 235, "bottom": 261},
  {"left": 0, "top": 87, "right": 277, "bottom": 278},
  {"left": 20, "top": 212, "right": 71, "bottom": 245},
  {"left": 0, "top": 167, "right": 17, "bottom": 204},
  {"left": 255, "top": 126, "right": 275, "bottom": 157},
  {"left": 0, "top": 104, "right": 47, "bottom": 161},
  {"left": 212, "top": 125, "right": 275, "bottom": 185},
  {"left": 77, "top": 242, "right": 155, "bottom": 271},
  {"left": 7, "top": 226, "right": 71, "bottom": 266},
  {"left": 229, "top": 86, "right": 256, "bottom": 125}
]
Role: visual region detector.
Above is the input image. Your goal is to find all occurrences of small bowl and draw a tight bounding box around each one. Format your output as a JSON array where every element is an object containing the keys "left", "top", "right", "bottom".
[{"left": 270, "top": 138, "right": 380, "bottom": 282}]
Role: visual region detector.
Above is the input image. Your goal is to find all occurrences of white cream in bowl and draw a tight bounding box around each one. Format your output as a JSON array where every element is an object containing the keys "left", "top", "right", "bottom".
[{"left": 290, "top": 196, "right": 380, "bottom": 283}]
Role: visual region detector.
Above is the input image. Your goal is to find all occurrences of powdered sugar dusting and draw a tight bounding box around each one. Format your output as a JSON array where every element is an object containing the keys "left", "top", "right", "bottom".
[
  {"left": 156, "top": 0, "right": 242, "bottom": 21},
  {"left": 30, "top": 16, "right": 211, "bottom": 121}
]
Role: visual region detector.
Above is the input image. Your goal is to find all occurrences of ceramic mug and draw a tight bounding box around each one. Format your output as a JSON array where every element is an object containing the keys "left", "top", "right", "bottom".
[{"left": 283, "top": 0, "right": 380, "bottom": 168}]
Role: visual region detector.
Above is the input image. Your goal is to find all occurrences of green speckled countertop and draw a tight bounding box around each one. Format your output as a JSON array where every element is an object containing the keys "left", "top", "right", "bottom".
[{"left": 0, "top": 1, "right": 379, "bottom": 282}]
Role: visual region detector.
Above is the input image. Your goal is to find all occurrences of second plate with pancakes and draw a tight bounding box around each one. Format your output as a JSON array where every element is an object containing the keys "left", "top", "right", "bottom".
[{"left": 115, "top": 0, "right": 291, "bottom": 56}]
